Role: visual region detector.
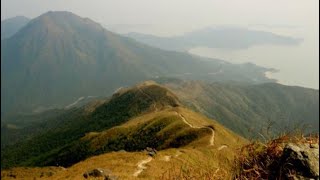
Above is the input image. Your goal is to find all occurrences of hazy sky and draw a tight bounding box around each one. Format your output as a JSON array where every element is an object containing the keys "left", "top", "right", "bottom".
[
  {"left": 1, "top": 0, "right": 318, "bottom": 35},
  {"left": 1, "top": 0, "right": 319, "bottom": 89}
]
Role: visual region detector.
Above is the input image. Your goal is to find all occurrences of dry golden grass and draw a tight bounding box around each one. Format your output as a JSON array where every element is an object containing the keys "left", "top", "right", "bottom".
[
  {"left": 121, "top": 108, "right": 177, "bottom": 128},
  {"left": 52, "top": 151, "right": 147, "bottom": 180},
  {"left": 157, "top": 147, "right": 235, "bottom": 180},
  {"left": 1, "top": 107, "right": 248, "bottom": 180},
  {"left": 1, "top": 166, "right": 63, "bottom": 180},
  {"left": 81, "top": 106, "right": 245, "bottom": 152},
  {"left": 1, "top": 144, "right": 246, "bottom": 180}
]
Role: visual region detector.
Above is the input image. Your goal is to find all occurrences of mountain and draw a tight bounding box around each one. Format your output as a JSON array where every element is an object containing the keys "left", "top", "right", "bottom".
[
  {"left": 156, "top": 78, "right": 319, "bottom": 138},
  {"left": 1, "top": 16, "right": 30, "bottom": 39},
  {"left": 1, "top": 11, "right": 275, "bottom": 115},
  {"left": 126, "top": 27, "right": 302, "bottom": 51},
  {"left": 1, "top": 81, "right": 245, "bottom": 170}
]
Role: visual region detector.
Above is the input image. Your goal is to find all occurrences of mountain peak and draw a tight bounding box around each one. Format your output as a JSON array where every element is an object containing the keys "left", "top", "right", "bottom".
[
  {"left": 111, "top": 81, "right": 181, "bottom": 111},
  {"left": 42, "top": 10, "right": 75, "bottom": 16},
  {"left": 10, "top": 10, "right": 106, "bottom": 40},
  {"left": 37, "top": 11, "right": 104, "bottom": 31},
  {"left": 2, "top": 16, "right": 30, "bottom": 22},
  {"left": 136, "top": 80, "right": 158, "bottom": 88},
  {"left": 1, "top": 10, "right": 276, "bottom": 115}
]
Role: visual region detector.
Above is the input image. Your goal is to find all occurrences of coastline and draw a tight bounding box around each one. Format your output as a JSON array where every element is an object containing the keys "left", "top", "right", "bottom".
[{"left": 264, "top": 70, "right": 279, "bottom": 83}]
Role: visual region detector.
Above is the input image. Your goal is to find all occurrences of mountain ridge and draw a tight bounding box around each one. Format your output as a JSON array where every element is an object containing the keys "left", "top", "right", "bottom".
[
  {"left": 156, "top": 78, "right": 319, "bottom": 138},
  {"left": 1, "top": 16, "right": 30, "bottom": 39},
  {"left": 1, "top": 81, "right": 245, "bottom": 170},
  {"left": 126, "top": 26, "right": 302, "bottom": 51}
]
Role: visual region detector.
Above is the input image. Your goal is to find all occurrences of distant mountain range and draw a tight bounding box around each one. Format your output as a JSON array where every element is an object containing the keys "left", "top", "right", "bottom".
[
  {"left": 156, "top": 78, "right": 319, "bottom": 138},
  {"left": 126, "top": 27, "right": 302, "bottom": 51},
  {"left": 1, "top": 11, "right": 275, "bottom": 115},
  {"left": 1, "top": 16, "right": 30, "bottom": 39}
]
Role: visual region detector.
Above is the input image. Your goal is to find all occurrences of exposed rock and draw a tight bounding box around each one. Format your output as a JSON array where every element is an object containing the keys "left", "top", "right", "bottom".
[
  {"left": 8, "top": 173, "right": 16, "bottom": 178},
  {"left": 275, "top": 143, "right": 319, "bottom": 180},
  {"left": 83, "top": 168, "right": 118, "bottom": 180},
  {"left": 145, "top": 147, "right": 157, "bottom": 157},
  {"left": 148, "top": 151, "right": 156, "bottom": 157}
]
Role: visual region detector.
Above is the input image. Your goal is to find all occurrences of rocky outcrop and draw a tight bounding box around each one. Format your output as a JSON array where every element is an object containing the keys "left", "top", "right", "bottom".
[
  {"left": 145, "top": 147, "right": 157, "bottom": 157},
  {"left": 83, "top": 168, "right": 118, "bottom": 180},
  {"left": 272, "top": 143, "right": 319, "bottom": 180}
]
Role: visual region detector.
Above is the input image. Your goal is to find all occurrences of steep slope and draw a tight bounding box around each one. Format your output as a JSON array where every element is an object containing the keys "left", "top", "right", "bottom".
[
  {"left": 1, "top": 81, "right": 245, "bottom": 172},
  {"left": 126, "top": 27, "right": 302, "bottom": 51},
  {"left": 1, "top": 16, "right": 30, "bottom": 39},
  {"left": 1, "top": 11, "right": 274, "bottom": 115},
  {"left": 157, "top": 78, "right": 319, "bottom": 138}
]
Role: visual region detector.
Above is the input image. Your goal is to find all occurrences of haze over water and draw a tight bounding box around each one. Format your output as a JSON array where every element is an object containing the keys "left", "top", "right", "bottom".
[{"left": 189, "top": 25, "right": 319, "bottom": 89}]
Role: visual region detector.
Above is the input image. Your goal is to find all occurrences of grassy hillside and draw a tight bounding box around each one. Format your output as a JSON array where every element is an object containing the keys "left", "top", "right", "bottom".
[
  {"left": 1, "top": 106, "right": 246, "bottom": 179},
  {"left": 157, "top": 78, "right": 319, "bottom": 139},
  {"left": 2, "top": 82, "right": 241, "bottom": 169},
  {"left": 1, "top": 81, "right": 246, "bottom": 173},
  {"left": 1, "top": 146, "right": 243, "bottom": 180},
  {"left": 1, "top": 82, "right": 178, "bottom": 168},
  {"left": 31, "top": 108, "right": 211, "bottom": 167}
]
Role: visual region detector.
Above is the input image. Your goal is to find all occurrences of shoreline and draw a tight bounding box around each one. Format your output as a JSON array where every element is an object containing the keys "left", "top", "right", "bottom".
[{"left": 264, "top": 70, "right": 279, "bottom": 83}]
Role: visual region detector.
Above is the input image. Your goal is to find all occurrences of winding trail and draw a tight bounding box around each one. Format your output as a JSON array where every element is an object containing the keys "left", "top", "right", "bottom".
[
  {"left": 65, "top": 96, "right": 85, "bottom": 109},
  {"left": 218, "top": 145, "right": 228, "bottom": 151},
  {"left": 208, "top": 128, "right": 215, "bottom": 146},
  {"left": 133, "top": 157, "right": 153, "bottom": 177},
  {"left": 132, "top": 111, "right": 222, "bottom": 177},
  {"left": 114, "top": 87, "right": 123, "bottom": 93},
  {"left": 176, "top": 112, "right": 215, "bottom": 146}
]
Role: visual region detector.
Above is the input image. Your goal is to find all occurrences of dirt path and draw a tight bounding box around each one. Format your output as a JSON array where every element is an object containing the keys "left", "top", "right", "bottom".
[
  {"left": 218, "top": 145, "right": 228, "bottom": 151},
  {"left": 162, "top": 155, "right": 171, "bottom": 162},
  {"left": 178, "top": 113, "right": 196, "bottom": 128},
  {"left": 114, "top": 87, "right": 123, "bottom": 93},
  {"left": 133, "top": 157, "right": 153, "bottom": 177},
  {"left": 65, "top": 96, "right": 85, "bottom": 109},
  {"left": 209, "top": 128, "right": 215, "bottom": 146},
  {"left": 176, "top": 112, "right": 215, "bottom": 146}
]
